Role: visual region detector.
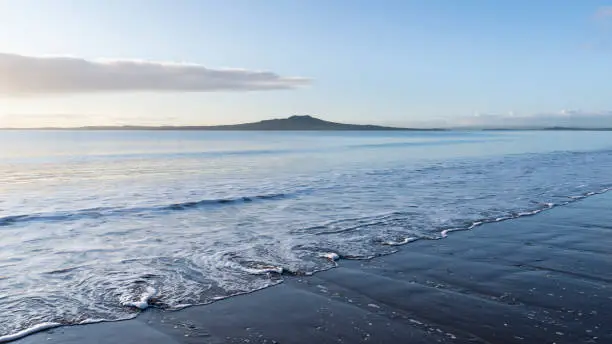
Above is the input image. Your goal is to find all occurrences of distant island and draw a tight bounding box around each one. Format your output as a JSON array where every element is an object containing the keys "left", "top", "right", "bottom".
[
  {"left": 13, "top": 115, "right": 442, "bottom": 131},
  {"left": 2, "top": 115, "right": 612, "bottom": 131}
]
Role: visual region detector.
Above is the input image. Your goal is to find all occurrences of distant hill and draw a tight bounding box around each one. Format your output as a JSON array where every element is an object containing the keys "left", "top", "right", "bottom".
[
  {"left": 181, "top": 115, "right": 431, "bottom": 131},
  {"left": 24, "top": 115, "right": 443, "bottom": 131}
]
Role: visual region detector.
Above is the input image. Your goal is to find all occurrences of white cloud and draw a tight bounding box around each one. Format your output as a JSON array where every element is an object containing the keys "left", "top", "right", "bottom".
[{"left": 0, "top": 53, "right": 310, "bottom": 95}]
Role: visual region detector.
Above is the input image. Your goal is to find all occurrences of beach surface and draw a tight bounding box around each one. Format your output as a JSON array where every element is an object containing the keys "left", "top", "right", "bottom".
[{"left": 16, "top": 193, "right": 612, "bottom": 344}]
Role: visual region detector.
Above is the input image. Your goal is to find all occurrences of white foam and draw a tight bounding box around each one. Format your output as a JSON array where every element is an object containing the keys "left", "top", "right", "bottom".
[
  {"left": 218, "top": 257, "right": 284, "bottom": 275},
  {"left": 383, "top": 237, "right": 417, "bottom": 246},
  {"left": 518, "top": 209, "right": 542, "bottom": 216},
  {"left": 4, "top": 151, "right": 612, "bottom": 343},
  {"left": 0, "top": 322, "right": 61, "bottom": 343},
  {"left": 242, "top": 266, "right": 283, "bottom": 275},
  {"left": 441, "top": 201, "right": 562, "bottom": 239},
  {"left": 120, "top": 286, "right": 157, "bottom": 310},
  {"left": 78, "top": 318, "right": 109, "bottom": 325},
  {"left": 468, "top": 221, "right": 483, "bottom": 229},
  {"left": 319, "top": 252, "right": 340, "bottom": 261}
]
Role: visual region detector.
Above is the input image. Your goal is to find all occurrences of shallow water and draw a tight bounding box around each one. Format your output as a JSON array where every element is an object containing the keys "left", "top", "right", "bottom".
[{"left": 1, "top": 130, "right": 612, "bottom": 340}]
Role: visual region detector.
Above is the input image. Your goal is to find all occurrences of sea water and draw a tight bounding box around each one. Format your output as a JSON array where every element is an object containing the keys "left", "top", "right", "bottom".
[{"left": 1, "top": 130, "right": 611, "bottom": 340}]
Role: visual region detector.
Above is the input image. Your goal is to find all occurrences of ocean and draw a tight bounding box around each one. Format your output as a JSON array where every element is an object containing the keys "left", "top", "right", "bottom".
[{"left": 1, "top": 130, "right": 611, "bottom": 341}]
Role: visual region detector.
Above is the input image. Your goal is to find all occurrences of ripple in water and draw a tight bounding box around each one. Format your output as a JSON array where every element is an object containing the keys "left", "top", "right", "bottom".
[{"left": 1, "top": 132, "right": 612, "bottom": 341}]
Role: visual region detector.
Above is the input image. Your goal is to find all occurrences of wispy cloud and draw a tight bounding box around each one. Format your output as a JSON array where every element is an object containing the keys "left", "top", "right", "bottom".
[
  {"left": 0, "top": 53, "right": 310, "bottom": 95},
  {"left": 594, "top": 6, "right": 612, "bottom": 20},
  {"left": 580, "top": 7, "right": 612, "bottom": 52}
]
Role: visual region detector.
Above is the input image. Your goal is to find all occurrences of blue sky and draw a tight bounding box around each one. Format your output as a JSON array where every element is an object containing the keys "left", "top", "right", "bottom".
[{"left": 0, "top": 0, "right": 611, "bottom": 127}]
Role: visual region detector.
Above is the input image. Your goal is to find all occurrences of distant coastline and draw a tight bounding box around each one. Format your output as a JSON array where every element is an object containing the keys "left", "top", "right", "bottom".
[
  {"left": 482, "top": 127, "right": 612, "bottom": 131},
  {"left": 1, "top": 115, "right": 611, "bottom": 131}
]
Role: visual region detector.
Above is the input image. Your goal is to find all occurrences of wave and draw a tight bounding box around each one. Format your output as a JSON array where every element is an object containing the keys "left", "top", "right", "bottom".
[
  {"left": 0, "top": 318, "right": 113, "bottom": 344},
  {"left": 439, "top": 188, "right": 610, "bottom": 239},
  {"left": 2, "top": 145, "right": 612, "bottom": 342},
  {"left": 120, "top": 286, "right": 158, "bottom": 310},
  {"left": 165, "top": 193, "right": 286, "bottom": 210},
  {"left": 1, "top": 187, "right": 610, "bottom": 343},
  {"left": 0, "top": 323, "right": 62, "bottom": 344},
  {"left": 0, "top": 192, "right": 291, "bottom": 227}
]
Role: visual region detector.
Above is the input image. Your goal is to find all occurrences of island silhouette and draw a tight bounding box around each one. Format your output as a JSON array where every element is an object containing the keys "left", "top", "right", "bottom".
[{"left": 22, "top": 115, "right": 440, "bottom": 131}]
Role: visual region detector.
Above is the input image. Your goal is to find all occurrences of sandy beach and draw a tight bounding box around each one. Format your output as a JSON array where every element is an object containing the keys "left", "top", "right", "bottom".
[{"left": 13, "top": 192, "right": 610, "bottom": 344}]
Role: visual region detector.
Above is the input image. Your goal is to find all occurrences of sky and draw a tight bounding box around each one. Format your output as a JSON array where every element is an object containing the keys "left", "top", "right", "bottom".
[{"left": 0, "top": 0, "right": 612, "bottom": 128}]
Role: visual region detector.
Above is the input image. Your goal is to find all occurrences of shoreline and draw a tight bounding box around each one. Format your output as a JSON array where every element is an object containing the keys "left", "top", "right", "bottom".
[{"left": 12, "top": 192, "right": 612, "bottom": 343}]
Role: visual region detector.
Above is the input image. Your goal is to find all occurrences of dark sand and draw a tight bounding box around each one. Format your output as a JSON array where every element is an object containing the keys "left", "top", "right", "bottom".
[{"left": 17, "top": 193, "right": 612, "bottom": 344}]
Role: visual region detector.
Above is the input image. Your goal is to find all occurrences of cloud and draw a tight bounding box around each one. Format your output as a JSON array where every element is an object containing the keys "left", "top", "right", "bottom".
[
  {"left": 594, "top": 6, "right": 612, "bottom": 20},
  {"left": 582, "top": 7, "right": 612, "bottom": 51},
  {"left": 0, "top": 113, "right": 184, "bottom": 128},
  {"left": 0, "top": 53, "right": 310, "bottom": 95}
]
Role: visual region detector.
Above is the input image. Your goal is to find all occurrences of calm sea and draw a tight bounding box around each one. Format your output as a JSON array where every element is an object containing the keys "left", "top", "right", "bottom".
[{"left": 1, "top": 130, "right": 612, "bottom": 340}]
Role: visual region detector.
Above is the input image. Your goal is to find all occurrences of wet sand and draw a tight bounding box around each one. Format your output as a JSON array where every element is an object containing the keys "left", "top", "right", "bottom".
[{"left": 17, "top": 193, "right": 612, "bottom": 344}]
